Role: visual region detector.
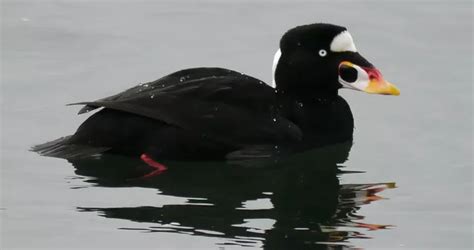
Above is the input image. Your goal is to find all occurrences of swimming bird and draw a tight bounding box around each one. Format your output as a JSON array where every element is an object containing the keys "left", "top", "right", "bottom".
[{"left": 33, "top": 23, "right": 399, "bottom": 175}]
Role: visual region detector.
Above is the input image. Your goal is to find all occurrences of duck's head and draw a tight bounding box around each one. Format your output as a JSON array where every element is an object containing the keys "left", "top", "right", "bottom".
[{"left": 272, "top": 23, "right": 400, "bottom": 96}]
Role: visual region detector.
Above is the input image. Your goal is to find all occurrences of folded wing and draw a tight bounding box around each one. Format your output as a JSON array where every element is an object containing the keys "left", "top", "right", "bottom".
[{"left": 70, "top": 67, "right": 302, "bottom": 147}]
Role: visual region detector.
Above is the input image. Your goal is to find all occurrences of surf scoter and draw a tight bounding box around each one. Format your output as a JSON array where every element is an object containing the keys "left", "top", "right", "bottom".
[{"left": 33, "top": 23, "right": 399, "bottom": 175}]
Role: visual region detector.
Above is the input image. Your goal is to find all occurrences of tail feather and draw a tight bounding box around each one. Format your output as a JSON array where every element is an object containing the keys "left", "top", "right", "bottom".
[{"left": 31, "top": 136, "right": 110, "bottom": 159}]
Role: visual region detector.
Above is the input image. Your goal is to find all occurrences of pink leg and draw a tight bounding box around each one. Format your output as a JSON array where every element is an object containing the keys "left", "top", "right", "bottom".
[{"left": 138, "top": 153, "right": 168, "bottom": 179}]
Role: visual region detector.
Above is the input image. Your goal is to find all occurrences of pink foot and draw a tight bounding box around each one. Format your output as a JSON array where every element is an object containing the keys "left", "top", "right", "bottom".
[
  {"left": 141, "top": 154, "right": 167, "bottom": 171},
  {"left": 130, "top": 153, "right": 168, "bottom": 180}
]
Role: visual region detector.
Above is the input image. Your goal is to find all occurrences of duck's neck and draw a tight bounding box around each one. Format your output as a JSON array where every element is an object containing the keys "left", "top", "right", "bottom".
[{"left": 274, "top": 86, "right": 353, "bottom": 147}]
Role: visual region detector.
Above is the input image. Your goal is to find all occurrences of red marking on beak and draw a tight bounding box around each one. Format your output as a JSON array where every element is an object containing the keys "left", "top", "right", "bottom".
[
  {"left": 360, "top": 66, "right": 400, "bottom": 95},
  {"left": 363, "top": 66, "right": 383, "bottom": 81}
]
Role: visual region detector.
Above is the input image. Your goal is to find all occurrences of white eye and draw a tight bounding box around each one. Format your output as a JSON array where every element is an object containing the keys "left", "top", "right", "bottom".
[{"left": 318, "top": 49, "right": 327, "bottom": 57}]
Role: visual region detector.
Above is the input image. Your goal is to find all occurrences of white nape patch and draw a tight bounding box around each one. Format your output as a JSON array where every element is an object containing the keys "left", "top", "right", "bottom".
[
  {"left": 270, "top": 48, "right": 281, "bottom": 88},
  {"left": 330, "top": 31, "right": 357, "bottom": 52},
  {"left": 339, "top": 63, "right": 369, "bottom": 91}
]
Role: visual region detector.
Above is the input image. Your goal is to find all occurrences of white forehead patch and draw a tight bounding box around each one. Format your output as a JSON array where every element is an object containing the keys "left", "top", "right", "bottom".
[
  {"left": 270, "top": 48, "right": 281, "bottom": 88},
  {"left": 330, "top": 31, "right": 357, "bottom": 52}
]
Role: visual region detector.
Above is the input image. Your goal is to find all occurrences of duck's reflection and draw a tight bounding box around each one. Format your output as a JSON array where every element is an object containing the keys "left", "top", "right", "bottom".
[{"left": 71, "top": 140, "right": 394, "bottom": 249}]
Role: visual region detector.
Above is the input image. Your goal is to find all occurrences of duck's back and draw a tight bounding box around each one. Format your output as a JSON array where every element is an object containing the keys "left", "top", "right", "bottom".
[{"left": 33, "top": 68, "right": 303, "bottom": 160}]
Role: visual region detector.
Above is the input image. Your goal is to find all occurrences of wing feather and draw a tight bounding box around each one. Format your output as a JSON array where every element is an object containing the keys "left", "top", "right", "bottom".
[{"left": 69, "top": 67, "right": 302, "bottom": 146}]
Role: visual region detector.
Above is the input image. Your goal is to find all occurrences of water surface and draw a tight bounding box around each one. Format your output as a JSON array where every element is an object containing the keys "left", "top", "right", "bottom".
[{"left": 1, "top": 0, "right": 472, "bottom": 249}]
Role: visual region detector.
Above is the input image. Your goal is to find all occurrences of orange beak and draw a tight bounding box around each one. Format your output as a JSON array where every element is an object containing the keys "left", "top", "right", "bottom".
[
  {"left": 362, "top": 66, "right": 400, "bottom": 96},
  {"left": 339, "top": 61, "right": 400, "bottom": 96}
]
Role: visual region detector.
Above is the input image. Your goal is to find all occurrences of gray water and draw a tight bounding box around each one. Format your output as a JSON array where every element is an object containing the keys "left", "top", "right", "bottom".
[{"left": 1, "top": 1, "right": 473, "bottom": 249}]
